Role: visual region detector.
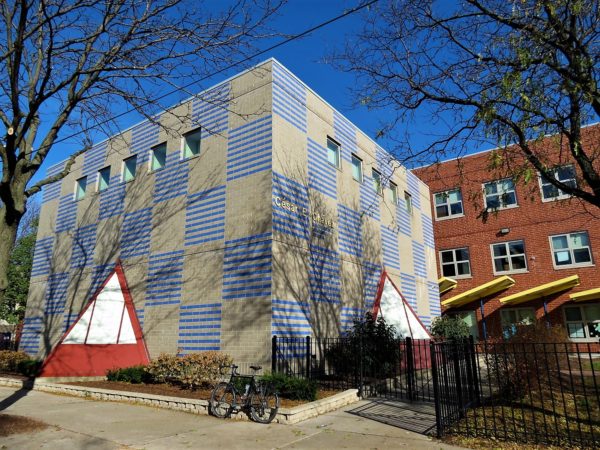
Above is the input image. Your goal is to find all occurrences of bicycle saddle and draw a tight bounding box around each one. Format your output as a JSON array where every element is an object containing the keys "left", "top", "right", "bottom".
[{"left": 250, "top": 365, "right": 262, "bottom": 371}]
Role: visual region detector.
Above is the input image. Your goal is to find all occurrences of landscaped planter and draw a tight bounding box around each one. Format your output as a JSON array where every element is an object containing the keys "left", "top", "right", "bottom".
[{"left": 0, "top": 376, "right": 359, "bottom": 425}]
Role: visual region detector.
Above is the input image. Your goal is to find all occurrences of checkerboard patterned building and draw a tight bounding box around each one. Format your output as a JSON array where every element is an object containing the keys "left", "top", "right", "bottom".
[{"left": 22, "top": 60, "right": 440, "bottom": 368}]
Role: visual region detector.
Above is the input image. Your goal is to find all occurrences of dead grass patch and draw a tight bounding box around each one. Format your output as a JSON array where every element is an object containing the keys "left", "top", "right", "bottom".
[{"left": 0, "top": 414, "right": 48, "bottom": 437}]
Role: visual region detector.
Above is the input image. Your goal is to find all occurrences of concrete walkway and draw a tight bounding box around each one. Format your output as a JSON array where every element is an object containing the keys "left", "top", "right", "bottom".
[{"left": 0, "top": 386, "right": 465, "bottom": 449}]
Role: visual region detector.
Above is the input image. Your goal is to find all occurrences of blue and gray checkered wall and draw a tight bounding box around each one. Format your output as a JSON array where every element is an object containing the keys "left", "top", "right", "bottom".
[{"left": 22, "top": 59, "right": 439, "bottom": 364}]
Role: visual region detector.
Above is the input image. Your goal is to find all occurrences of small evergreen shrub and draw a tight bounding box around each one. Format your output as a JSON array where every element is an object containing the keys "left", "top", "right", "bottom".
[
  {"left": 106, "top": 365, "right": 151, "bottom": 384},
  {"left": 0, "top": 350, "right": 31, "bottom": 373},
  {"left": 430, "top": 315, "right": 470, "bottom": 341},
  {"left": 260, "top": 372, "right": 318, "bottom": 401},
  {"left": 17, "top": 359, "right": 42, "bottom": 377}
]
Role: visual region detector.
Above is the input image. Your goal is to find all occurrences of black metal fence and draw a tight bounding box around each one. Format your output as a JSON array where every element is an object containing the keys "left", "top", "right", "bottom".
[
  {"left": 433, "top": 339, "right": 600, "bottom": 448},
  {"left": 271, "top": 335, "right": 434, "bottom": 401},
  {"left": 273, "top": 335, "right": 600, "bottom": 447}
]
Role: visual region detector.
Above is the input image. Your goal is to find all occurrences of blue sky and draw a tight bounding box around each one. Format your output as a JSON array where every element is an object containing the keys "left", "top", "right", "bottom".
[{"left": 32, "top": 0, "right": 462, "bottom": 190}]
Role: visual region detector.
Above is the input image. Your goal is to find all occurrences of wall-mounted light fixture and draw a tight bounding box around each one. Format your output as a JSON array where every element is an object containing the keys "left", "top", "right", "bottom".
[{"left": 499, "top": 227, "right": 510, "bottom": 235}]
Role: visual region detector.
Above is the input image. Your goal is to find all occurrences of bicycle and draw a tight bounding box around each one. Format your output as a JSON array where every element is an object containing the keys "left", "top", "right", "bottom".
[{"left": 210, "top": 364, "right": 280, "bottom": 424}]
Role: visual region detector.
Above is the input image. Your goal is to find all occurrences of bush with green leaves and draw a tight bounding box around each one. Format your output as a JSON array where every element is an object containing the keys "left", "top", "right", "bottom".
[
  {"left": 261, "top": 372, "right": 317, "bottom": 401},
  {"left": 0, "top": 350, "right": 41, "bottom": 377},
  {"left": 106, "top": 365, "right": 152, "bottom": 384},
  {"left": 430, "top": 315, "right": 471, "bottom": 341},
  {"left": 325, "top": 312, "right": 401, "bottom": 379}
]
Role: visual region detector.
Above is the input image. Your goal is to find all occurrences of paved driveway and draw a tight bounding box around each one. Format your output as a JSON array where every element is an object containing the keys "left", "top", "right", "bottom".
[{"left": 0, "top": 386, "right": 464, "bottom": 449}]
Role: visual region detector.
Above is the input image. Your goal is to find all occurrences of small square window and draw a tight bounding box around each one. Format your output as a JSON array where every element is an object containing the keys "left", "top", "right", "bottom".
[
  {"left": 483, "top": 178, "right": 517, "bottom": 210},
  {"left": 372, "top": 169, "right": 382, "bottom": 195},
  {"left": 182, "top": 128, "right": 201, "bottom": 160},
  {"left": 150, "top": 143, "right": 167, "bottom": 171},
  {"left": 434, "top": 189, "right": 464, "bottom": 219},
  {"left": 351, "top": 154, "right": 363, "bottom": 182},
  {"left": 491, "top": 240, "right": 527, "bottom": 274},
  {"left": 550, "top": 232, "right": 592, "bottom": 268},
  {"left": 540, "top": 165, "right": 576, "bottom": 201},
  {"left": 75, "top": 177, "right": 87, "bottom": 201},
  {"left": 439, "top": 247, "right": 471, "bottom": 278},
  {"left": 97, "top": 167, "right": 111, "bottom": 192},
  {"left": 327, "top": 138, "right": 340, "bottom": 168},
  {"left": 123, "top": 155, "right": 137, "bottom": 182}
]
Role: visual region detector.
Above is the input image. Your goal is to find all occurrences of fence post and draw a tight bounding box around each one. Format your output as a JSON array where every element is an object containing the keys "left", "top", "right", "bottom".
[
  {"left": 468, "top": 335, "right": 480, "bottom": 406},
  {"left": 430, "top": 340, "right": 443, "bottom": 438},
  {"left": 271, "top": 335, "right": 277, "bottom": 373},
  {"left": 359, "top": 333, "right": 364, "bottom": 397},
  {"left": 405, "top": 337, "right": 415, "bottom": 401},
  {"left": 305, "top": 335, "right": 311, "bottom": 379},
  {"left": 452, "top": 340, "right": 465, "bottom": 418}
]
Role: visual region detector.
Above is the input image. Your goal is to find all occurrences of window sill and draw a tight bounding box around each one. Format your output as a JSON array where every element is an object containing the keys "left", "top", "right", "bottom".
[
  {"left": 493, "top": 269, "right": 528, "bottom": 276},
  {"left": 181, "top": 154, "right": 200, "bottom": 162},
  {"left": 554, "top": 263, "right": 595, "bottom": 270},
  {"left": 435, "top": 213, "right": 465, "bottom": 222},
  {"left": 444, "top": 274, "right": 472, "bottom": 280},
  {"left": 541, "top": 194, "right": 573, "bottom": 203},
  {"left": 485, "top": 204, "right": 519, "bottom": 212}
]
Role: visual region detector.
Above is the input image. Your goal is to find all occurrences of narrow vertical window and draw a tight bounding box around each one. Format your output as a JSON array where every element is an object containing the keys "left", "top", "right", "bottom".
[
  {"left": 182, "top": 128, "right": 201, "bottom": 160},
  {"left": 75, "top": 177, "right": 87, "bottom": 201},
  {"left": 372, "top": 169, "right": 382, "bottom": 194},
  {"left": 150, "top": 143, "right": 167, "bottom": 171},
  {"left": 123, "top": 155, "right": 137, "bottom": 182},
  {"left": 327, "top": 137, "right": 340, "bottom": 168},
  {"left": 351, "top": 154, "right": 363, "bottom": 182},
  {"left": 404, "top": 191, "right": 412, "bottom": 214},
  {"left": 97, "top": 167, "right": 111, "bottom": 192},
  {"left": 387, "top": 181, "right": 398, "bottom": 204}
]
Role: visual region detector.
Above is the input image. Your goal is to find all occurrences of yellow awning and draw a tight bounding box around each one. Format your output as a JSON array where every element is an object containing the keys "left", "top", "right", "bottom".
[
  {"left": 442, "top": 276, "right": 515, "bottom": 309},
  {"left": 570, "top": 287, "right": 600, "bottom": 303},
  {"left": 500, "top": 275, "right": 580, "bottom": 306},
  {"left": 438, "top": 277, "right": 458, "bottom": 295}
]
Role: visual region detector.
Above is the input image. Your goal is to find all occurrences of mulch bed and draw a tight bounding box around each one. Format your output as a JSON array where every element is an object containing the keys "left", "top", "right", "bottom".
[
  {"left": 64, "top": 380, "right": 340, "bottom": 408},
  {"left": 0, "top": 414, "right": 49, "bottom": 437}
]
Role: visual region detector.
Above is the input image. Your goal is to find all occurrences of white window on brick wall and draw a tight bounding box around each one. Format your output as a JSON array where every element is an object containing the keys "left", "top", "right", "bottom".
[
  {"left": 501, "top": 307, "right": 535, "bottom": 339},
  {"left": 483, "top": 178, "right": 517, "bottom": 210},
  {"left": 434, "top": 188, "right": 463, "bottom": 220},
  {"left": 550, "top": 232, "right": 593, "bottom": 268},
  {"left": 540, "top": 165, "right": 576, "bottom": 201},
  {"left": 491, "top": 240, "right": 527, "bottom": 274},
  {"left": 440, "top": 247, "right": 471, "bottom": 278},
  {"left": 564, "top": 304, "right": 600, "bottom": 340}
]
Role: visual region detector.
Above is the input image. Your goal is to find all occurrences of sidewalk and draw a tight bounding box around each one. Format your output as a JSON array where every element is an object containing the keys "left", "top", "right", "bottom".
[{"left": 0, "top": 386, "right": 465, "bottom": 449}]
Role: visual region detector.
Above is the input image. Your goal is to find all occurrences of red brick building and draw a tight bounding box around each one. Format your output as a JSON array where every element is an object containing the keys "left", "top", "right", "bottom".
[{"left": 414, "top": 125, "right": 600, "bottom": 342}]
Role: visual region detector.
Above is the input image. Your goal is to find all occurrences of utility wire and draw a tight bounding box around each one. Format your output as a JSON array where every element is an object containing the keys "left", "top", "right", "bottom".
[{"left": 35, "top": 0, "right": 380, "bottom": 156}]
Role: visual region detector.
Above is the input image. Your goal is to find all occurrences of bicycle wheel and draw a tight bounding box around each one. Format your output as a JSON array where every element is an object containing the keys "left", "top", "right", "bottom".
[
  {"left": 210, "top": 382, "right": 236, "bottom": 419},
  {"left": 249, "top": 388, "right": 279, "bottom": 424}
]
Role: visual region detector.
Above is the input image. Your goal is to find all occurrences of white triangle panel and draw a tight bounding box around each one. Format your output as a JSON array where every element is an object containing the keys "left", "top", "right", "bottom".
[{"left": 379, "top": 277, "right": 430, "bottom": 339}]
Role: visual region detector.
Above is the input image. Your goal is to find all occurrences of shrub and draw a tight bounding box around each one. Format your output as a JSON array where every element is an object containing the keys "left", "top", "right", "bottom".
[
  {"left": 145, "top": 351, "right": 233, "bottom": 389},
  {"left": 0, "top": 350, "right": 30, "bottom": 373},
  {"left": 430, "top": 315, "right": 470, "bottom": 341},
  {"left": 261, "top": 372, "right": 317, "bottom": 401},
  {"left": 325, "top": 312, "right": 401, "bottom": 379},
  {"left": 486, "top": 323, "right": 569, "bottom": 401},
  {"left": 106, "top": 365, "right": 152, "bottom": 384},
  {"left": 17, "top": 359, "right": 42, "bottom": 377}
]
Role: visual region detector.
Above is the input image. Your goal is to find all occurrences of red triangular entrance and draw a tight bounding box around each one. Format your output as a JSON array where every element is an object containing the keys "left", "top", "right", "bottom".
[
  {"left": 372, "top": 271, "right": 432, "bottom": 340},
  {"left": 39, "top": 262, "right": 149, "bottom": 377}
]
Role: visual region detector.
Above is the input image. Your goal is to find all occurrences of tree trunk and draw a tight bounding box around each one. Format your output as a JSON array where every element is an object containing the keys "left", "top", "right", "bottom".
[{"left": 0, "top": 207, "right": 22, "bottom": 308}]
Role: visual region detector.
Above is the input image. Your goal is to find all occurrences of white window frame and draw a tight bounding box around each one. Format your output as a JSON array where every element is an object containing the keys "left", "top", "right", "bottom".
[
  {"left": 500, "top": 307, "right": 536, "bottom": 338},
  {"left": 490, "top": 240, "right": 528, "bottom": 275},
  {"left": 539, "top": 165, "right": 577, "bottom": 202},
  {"left": 326, "top": 137, "right": 341, "bottom": 169},
  {"left": 404, "top": 191, "right": 413, "bottom": 214},
  {"left": 122, "top": 155, "right": 137, "bottom": 183},
  {"left": 351, "top": 154, "right": 363, "bottom": 182},
  {"left": 96, "top": 166, "right": 111, "bottom": 192},
  {"left": 549, "top": 231, "right": 593, "bottom": 269},
  {"left": 563, "top": 304, "right": 600, "bottom": 341},
  {"left": 434, "top": 188, "right": 464, "bottom": 220},
  {"left": 439, "top": 247, "right": 472, "bottom": 279},
  {"left": 372, "top": 169, "right": 383, "bottom": 196},
  {"left": 483, "top": 178, "right": 518, "bottom": 211},
  {"left": 74, "top": 176, "right": 87, "bottom": 201},
  {"left": 181, "top": 127, "right": 201, "bottom": 160},
  {"left": 387, "top": 181, "right": 398, "bottom": 204},
  {"left": 149, "top": 143, "right": 167, "bottom": 172}
]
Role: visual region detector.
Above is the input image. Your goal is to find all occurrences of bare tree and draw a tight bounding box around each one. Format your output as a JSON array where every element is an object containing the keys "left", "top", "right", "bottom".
[
  {"left": 336, "top": 0, "right": 600, "bottom": 209},
  {"left": 0, "top": 0, "right": 283, "bottom": 304}
]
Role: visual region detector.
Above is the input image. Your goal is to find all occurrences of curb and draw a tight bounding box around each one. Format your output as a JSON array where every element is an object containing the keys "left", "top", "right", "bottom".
[{"left": 0, "top": 377, "right": 359, "bottom": 425}]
